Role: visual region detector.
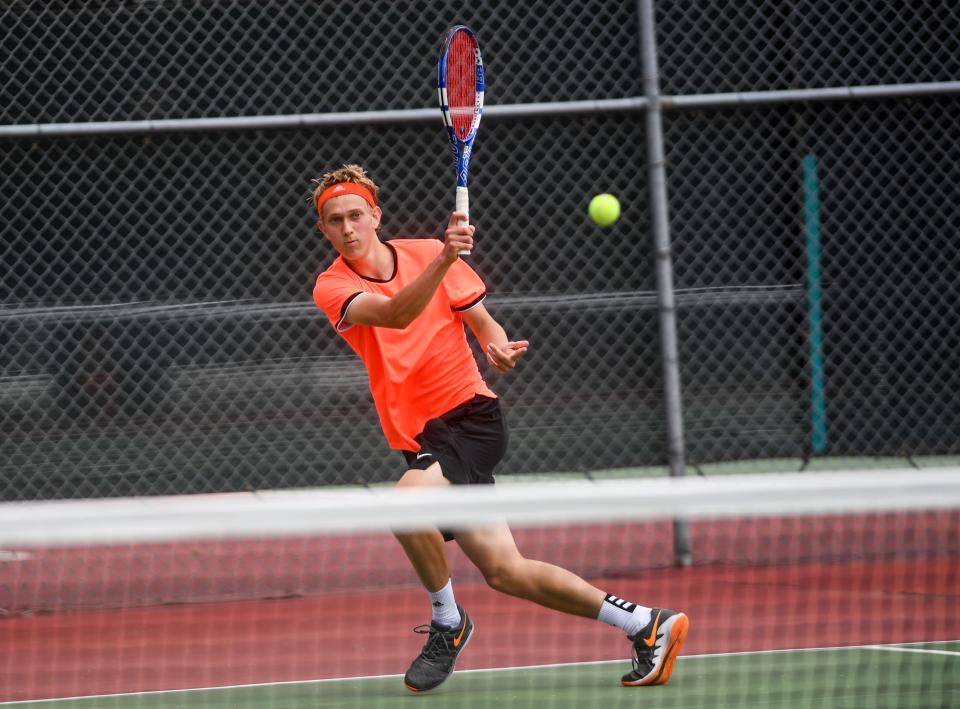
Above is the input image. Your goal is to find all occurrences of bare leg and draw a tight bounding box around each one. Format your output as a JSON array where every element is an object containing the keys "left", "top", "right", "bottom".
[
  {"left": 455, "top": 522, "right": 605, "bottom": 618},
  {"left": 392, "top": 463, "right": 451, "bottom": 592}
]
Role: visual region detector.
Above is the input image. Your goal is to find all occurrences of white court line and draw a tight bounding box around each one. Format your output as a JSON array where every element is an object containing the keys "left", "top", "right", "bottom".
[
  {"left": 864, "top": 645, "right": 960, "bottom": 657},
  {"left": 3, "top": 640, "right": 957, "bottom": 705}
]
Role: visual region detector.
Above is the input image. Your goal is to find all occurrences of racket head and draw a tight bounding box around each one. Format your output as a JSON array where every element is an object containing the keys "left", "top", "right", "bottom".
[{"left": 437, "top": 25, "right": 484, "bottom": 145}]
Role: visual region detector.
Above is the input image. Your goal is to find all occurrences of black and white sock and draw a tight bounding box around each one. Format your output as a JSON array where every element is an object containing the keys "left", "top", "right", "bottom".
[{"left": 597, "top": 593, "right": 652, "bottom": 637}]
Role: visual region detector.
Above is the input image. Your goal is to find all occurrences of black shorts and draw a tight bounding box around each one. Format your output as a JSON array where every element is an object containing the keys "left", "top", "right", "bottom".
[
  {"left": 402, "top": 394, "right": 508, "bottom": 485},
  {"left": 401, "top": 395, "right": 507, "bottom": 542}
]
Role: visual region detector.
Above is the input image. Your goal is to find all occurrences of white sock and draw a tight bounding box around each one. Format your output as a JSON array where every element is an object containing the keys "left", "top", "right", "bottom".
[
  {"left": 429, "top": 578, "right": 462, "bottom": 629},
  {"left": 597, "top": 593, "right": 652, "bottom": 638}
]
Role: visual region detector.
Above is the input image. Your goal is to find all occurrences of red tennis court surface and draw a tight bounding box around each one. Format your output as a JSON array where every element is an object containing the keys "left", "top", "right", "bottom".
[{"left": 2, "top": 512, "right": 957, "bottom": 702}]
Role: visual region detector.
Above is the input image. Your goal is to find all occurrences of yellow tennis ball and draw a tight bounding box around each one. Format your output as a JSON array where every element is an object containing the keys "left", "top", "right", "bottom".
[{"left": 588, "top": 193, "right": 621, "bottom": 226}]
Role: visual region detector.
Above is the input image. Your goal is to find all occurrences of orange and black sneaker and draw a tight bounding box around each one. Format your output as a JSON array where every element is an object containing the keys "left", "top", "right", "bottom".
[
  {"left": 403, "top": 605, "right": 474, "bottom": 693},
  {"left": 621, "top": 607, "right": 689, "bottom": 687}
]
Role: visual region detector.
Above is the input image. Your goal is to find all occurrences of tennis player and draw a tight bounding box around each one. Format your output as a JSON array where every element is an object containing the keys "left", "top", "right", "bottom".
[{"left": 311, "top": 164, "right": 688, "bottom": 693}]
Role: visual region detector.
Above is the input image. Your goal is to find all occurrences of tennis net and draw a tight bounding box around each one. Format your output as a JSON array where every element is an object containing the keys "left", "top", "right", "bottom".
[{"left": 2, "top": 468, "right": 958, "bottom": 708}]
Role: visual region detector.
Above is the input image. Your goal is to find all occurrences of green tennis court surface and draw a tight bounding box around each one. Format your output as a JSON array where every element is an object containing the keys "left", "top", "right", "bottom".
[{"left": 9, "top": 642, "right": 957, "bottom": 709}]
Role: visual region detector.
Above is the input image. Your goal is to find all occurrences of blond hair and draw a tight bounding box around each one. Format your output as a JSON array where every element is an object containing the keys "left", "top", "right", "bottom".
[{"left": 311, "top": 164, "right": 380, "bottom": 216}]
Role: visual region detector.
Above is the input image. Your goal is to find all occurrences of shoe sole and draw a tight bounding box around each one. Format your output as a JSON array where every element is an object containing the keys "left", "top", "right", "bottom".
[
  {"left": 622, "top": 613, "right": 689, "bottom": 687},
  {"left": 403, "top": 619, "right": 475, "bottom": 693}
]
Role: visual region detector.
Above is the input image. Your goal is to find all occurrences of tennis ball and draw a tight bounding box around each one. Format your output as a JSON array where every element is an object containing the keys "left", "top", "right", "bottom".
[{"left": 588, "top": 193, "right": 621, "bottom": 226}]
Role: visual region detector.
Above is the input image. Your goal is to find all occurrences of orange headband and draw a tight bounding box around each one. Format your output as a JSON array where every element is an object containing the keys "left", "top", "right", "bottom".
[{"left": 315, "top": 182, "right": 377, "bottom": 215}]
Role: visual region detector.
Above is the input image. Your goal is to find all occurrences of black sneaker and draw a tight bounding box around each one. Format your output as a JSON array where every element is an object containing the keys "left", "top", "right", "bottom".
[
  {"left": 621, "top": 607, "right": 689, "bottom": 686},
  {"left": 403, "top": 605, "right": 474, "bottom": 693}
]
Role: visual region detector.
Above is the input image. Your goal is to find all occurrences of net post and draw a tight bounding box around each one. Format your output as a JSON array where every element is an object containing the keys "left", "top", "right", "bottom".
[{"left": 637, "top": 0, "right": 691, "bottom": 567}]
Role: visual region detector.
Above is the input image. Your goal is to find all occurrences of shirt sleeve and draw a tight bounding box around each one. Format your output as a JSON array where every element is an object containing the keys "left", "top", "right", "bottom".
[
  {"left": 313, "top": 271, "right": 365, "bottom": 332},
  {"left": 444, "top": 253, "right": 487, "bottom": 312}
]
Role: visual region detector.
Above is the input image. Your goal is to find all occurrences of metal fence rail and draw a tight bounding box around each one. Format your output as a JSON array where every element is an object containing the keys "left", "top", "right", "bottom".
[{"left": 2, "top": 0, "right": 958, "bottom": 500}]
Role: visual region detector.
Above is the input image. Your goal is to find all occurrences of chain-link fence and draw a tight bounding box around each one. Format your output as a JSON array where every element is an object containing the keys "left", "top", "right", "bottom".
[{"left": 2, "top": 1, "right": 958, "bottom": 500}]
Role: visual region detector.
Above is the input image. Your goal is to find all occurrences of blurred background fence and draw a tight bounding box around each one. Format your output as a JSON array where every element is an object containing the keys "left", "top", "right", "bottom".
[{"left": 1, "top": 1, "right": 958, "bottom": 500}]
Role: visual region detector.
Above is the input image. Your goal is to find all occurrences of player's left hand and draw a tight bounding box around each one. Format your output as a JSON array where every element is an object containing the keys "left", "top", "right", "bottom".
[{"left": 486, "top": 340, "right": 529, "bottom": 374}]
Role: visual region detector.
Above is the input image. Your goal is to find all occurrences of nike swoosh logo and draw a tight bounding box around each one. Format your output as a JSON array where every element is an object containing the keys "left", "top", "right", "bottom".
[
  {"left": 453, "top": 620, "right": 468, "bottom": 647},
  {"left": 643, "top": 610, "right": 663, "bottom": 648},
  {"left": 416, "top": 452, "right": 432, "bottom": 460}
]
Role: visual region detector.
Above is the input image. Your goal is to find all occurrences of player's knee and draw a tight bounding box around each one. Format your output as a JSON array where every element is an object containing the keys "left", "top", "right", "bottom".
[{"left": 481, "top": 558, "right": 525, "bottom": 595}]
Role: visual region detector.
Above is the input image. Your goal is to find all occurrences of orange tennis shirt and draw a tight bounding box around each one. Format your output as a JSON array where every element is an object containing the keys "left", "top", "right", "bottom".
[{"left": 313, "top": 239, "right": 496, "bottom": 452}]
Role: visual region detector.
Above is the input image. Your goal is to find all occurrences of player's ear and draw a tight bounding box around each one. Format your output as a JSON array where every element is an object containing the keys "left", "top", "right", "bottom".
[{"left": 371, "top": 205, "right": 382, "bottom": 228}]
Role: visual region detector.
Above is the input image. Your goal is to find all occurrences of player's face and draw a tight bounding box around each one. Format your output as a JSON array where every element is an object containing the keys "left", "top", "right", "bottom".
[{"left": 318, "top": 195, "right": 382, "bottom": 259}]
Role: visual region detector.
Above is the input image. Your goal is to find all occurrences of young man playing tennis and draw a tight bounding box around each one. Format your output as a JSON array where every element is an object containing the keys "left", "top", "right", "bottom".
[{"left": 311, "top": 164, "right": 688, "bottom": 693}]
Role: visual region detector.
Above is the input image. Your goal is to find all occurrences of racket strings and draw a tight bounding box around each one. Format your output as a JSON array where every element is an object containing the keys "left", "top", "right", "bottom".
[{"left": 446, "top": 31, "right": 477, "bottom": 139}]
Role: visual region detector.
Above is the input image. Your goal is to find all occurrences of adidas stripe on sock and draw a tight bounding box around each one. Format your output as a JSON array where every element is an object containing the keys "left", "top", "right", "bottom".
[{"left": 598, "top": 593, "right": 652, "bottom": 637}]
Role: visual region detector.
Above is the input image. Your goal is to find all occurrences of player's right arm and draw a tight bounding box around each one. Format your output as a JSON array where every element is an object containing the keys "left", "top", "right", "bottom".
[{"left": 345, "top": 213, "right": 474, "bottom": 330}]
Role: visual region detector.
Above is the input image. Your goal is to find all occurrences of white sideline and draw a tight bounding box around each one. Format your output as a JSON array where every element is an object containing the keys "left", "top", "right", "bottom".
[{"left": 864, "top": 645, "right": 960, "bottom": 657}]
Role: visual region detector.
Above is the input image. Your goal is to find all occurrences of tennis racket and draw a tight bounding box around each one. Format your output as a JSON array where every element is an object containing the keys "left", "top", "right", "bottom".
[{"left": 437, "top": 24, "right": 484, "bottom": 256}]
